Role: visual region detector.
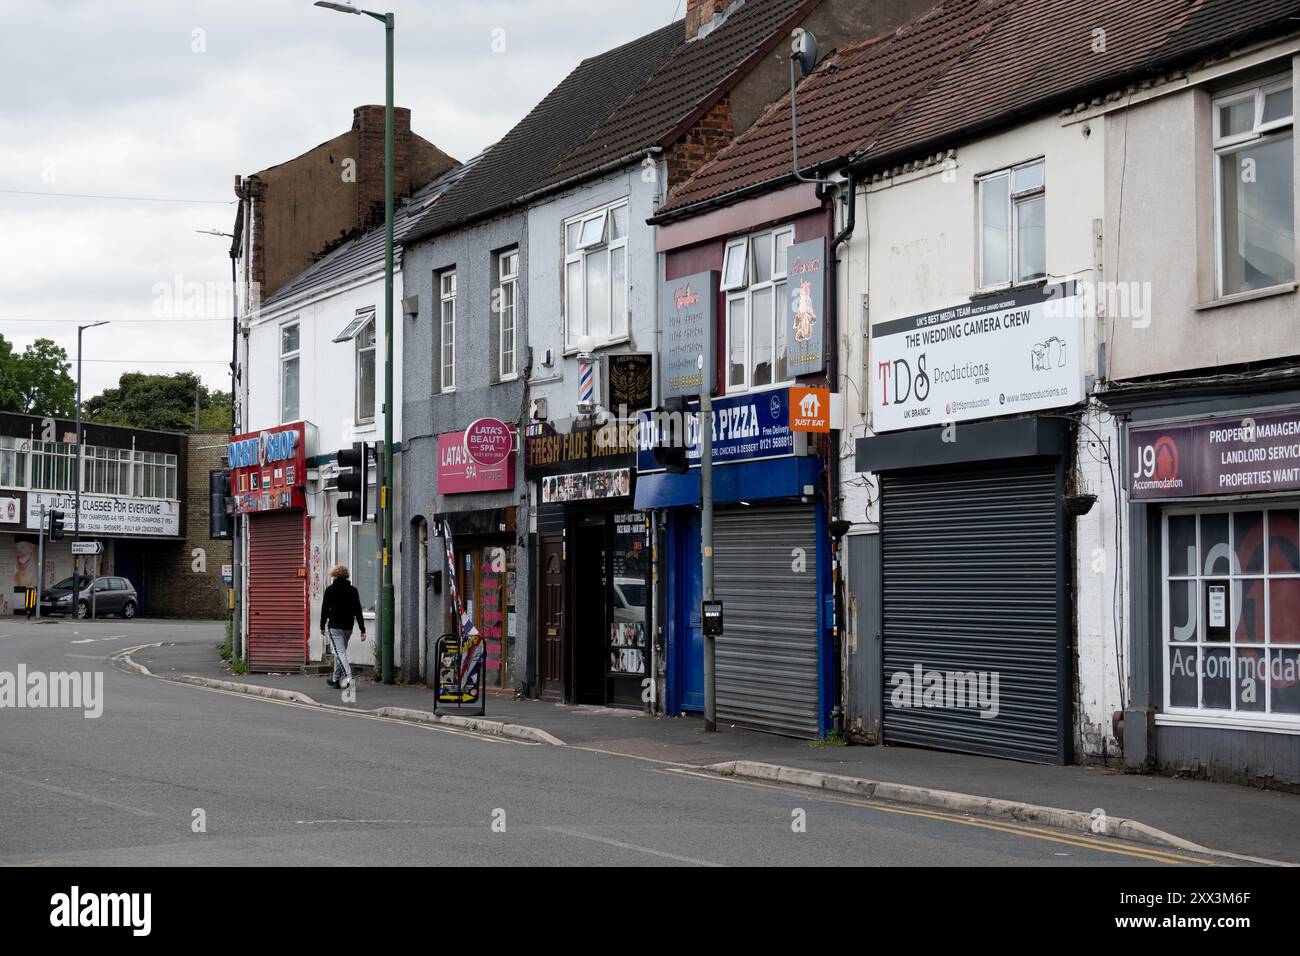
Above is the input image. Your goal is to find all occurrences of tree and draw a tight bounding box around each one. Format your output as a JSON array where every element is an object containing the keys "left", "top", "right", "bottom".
[
  {"left": 0, "top": 335, "right": 76, "bottom": 417},
  {"left": 86, "top": 371, "right": 230, "bottom": 432}
]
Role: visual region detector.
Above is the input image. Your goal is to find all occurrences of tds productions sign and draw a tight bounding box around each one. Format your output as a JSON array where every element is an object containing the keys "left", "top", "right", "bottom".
[
  {"left": 228, "top": 422, "right": 309, "bottom": 515},
  {"left": 1129, "top": 409, "right": 1300, "bottom": 499},
  {"left": 871, "top": 281, "right": 1084, "bottom": 433}
]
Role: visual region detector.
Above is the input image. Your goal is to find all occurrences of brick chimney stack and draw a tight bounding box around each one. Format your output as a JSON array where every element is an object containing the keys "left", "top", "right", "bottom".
[
  {"left": 353, "top": 104, "right": 413, "bottom": 230},
  {"left": 685, "top": 0, "right": 721, "bottom": 39}
]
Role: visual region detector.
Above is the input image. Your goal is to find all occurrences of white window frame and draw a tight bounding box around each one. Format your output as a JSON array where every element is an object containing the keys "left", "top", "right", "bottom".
[
  {"left": 1160, "top": 503, "right": 1300, "bottom": 730},
  {"left": 497, "top": 249, "right": 519, "bottom": 381},
  {"left": 354, "top": 314, "right": 376, "bottom": 424},
  {"left": 977, "top": 158, "right": 1046, "bottom": 291},
  {"left": 724, "top": 224, "right": 796, "bottom": 394},
  {"left": 280, "top": 320, "right": 301, "bottom": 424},
  {"left": 1211, "top": 75, "right": 1295, "bottom": 298},
  {"left": 564, "top": 199, "right": 629, "bottom": 348},
  {"left": 439, "top": 270, "right": 456, "bottom": 393}
]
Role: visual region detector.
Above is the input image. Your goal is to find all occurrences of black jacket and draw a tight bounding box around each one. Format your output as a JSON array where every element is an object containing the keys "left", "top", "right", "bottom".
[{"left": 320, "top": 577, "right": 366, "bottom": 633}]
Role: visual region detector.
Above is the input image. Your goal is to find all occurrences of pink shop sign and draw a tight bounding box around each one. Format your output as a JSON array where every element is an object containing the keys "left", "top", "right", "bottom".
[{"left": 438, "top": 431, "right": 515, "bottom": 494}]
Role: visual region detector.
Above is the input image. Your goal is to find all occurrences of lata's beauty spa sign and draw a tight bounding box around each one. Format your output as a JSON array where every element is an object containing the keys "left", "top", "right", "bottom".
[{"left": 438, "top": 431, "right": 514, "bottom": 495}]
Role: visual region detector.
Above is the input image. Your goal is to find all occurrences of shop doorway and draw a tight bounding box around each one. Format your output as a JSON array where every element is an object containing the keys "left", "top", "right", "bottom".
[
  {"left": 573, "top": 522, "right": 607, "bottom": 704},
  {"left": 671, "top": 511, "right": 704, "bottom": 713},
  {"left": 538, "top": 534, "right": 564, "bottom": 700},
  {"left": 445, "top": 543, "right": 517, "bottom": 692}
]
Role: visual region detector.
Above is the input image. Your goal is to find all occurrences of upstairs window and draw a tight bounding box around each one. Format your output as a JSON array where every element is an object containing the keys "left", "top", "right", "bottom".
[
  {"left": 978, "top": 159, "right": 1045, "bottom": 289},
  {"left": 355, "top": 317, "right": 376, "bottom": 423},
  {"left": 439, "top": 270, "right": 457, "bottom": 392},
  {"left": 1214, "top": 76, "right": 1294, "bottom": 296},
  {"left": 724, "top": 225, "right": 795, "bottom": 392},
  {"left": 565, "top": 200, "right": 628, "bottom": 347},
  {"left": 280, "top": 322, "right": 300, "bottom": 423},
  {"left": 497, "top": 249, "right": 519, "bottom": 380}
]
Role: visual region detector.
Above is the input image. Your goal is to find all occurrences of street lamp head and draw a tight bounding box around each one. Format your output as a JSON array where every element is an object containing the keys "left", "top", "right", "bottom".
[{"left": 314, "top": 1, "right": 362, "bottom": 12}]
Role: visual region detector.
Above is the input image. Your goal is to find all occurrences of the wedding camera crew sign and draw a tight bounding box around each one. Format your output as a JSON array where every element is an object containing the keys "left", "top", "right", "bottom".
[
  {"left": 27, "top": 492, "right": 181, "bottom": 537},
  {"left": 870, "top": 281, "right": 1084, "bottom": 433}
]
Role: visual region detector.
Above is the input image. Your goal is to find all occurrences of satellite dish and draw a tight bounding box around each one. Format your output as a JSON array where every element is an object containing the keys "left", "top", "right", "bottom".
[{"left": 791, "top": 29, "right": 818, "bottom": 77}]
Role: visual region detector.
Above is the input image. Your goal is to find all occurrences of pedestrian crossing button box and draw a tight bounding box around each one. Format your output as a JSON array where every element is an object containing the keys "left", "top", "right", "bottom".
[{"left": 702, "top": 600, "right": 724, "bottom": 637}]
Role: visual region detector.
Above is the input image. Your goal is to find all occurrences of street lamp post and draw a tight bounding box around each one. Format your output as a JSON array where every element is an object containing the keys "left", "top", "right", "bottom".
[
  {"left": 316, "top": 1, "right": 396, "bottom": 684},
  {"left": 76, "top": 320, "right": 109, "bottom": 617}
]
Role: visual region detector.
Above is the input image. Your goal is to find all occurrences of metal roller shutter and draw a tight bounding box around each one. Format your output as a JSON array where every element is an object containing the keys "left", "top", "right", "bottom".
[
  {"left": 714, "top": 504, "right": 820, "bottom": 737},
  {"left": 881, "top": 462, "right": 1066, "bottom": 764},
  {"left": 247, "top": 511, "right": 307, "bottom": 673}
]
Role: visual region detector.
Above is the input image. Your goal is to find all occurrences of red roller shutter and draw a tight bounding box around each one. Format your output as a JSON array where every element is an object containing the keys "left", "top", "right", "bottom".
[{"left": 247, "top": 510, "right": 307, "bottom": 672}]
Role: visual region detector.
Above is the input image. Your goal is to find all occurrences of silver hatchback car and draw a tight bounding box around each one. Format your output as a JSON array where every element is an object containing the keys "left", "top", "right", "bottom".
[{"left": 41, "top": 575, "right": 140, "bottom": 619}]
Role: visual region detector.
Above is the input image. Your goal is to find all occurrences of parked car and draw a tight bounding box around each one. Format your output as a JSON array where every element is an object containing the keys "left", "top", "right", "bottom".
[{"left": 40, "top": 575, "right": 140, "bottom": 619}]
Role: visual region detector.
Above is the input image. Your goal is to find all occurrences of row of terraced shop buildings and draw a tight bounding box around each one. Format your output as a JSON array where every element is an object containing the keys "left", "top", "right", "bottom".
[{"left": 223, "top": 0, "right": 1300, "bottom": 789}]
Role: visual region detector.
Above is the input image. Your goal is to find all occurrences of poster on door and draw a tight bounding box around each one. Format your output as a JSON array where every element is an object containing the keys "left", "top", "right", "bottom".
[{"left": 870, "top": 281, "right": 1084, "bottom": 433}]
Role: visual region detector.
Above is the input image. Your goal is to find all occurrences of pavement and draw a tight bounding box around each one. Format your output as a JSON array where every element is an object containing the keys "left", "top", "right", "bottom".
[{"left": 126, "top": 624, "right": 1300, "bottom": 865}]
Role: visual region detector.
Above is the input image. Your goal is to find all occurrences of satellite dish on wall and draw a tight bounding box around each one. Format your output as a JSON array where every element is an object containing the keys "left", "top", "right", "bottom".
[{"left": 791, "top": 29, "right": 818, "bottom": 77}]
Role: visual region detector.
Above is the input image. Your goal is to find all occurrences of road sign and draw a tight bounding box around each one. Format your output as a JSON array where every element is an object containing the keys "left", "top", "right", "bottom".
[{"left": 71, "top": 541, "right": 103, "bottom": 555}]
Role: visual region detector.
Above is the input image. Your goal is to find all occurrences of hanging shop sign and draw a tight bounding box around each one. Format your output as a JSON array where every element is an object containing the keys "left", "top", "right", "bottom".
[
  {"left": 1128, "top": 408, "right": 1300, "bottom": 500},
  {"left": 464, "top": 418, "right": 514, "bottom": 467},
  {"left": 607, "top": 353, "right": 654, "bottom": 413},
  {"left": 228, "top": 421, "right": 310, "bottom": 515},
  {"left": 636, "top": 386, "right": 803, "bottom": 473},
  {"left": 870, "top": 281, "right": 1084, "bottom": 433},
  {"left": 438, "top": 431, "right": 514, "bottom": 495},
  {"left": 26, "top": 492, "right": 181, "bottom": 537},
  {"left": 790, "top": 386, "right": 831, "bottom": 433},
  {"left": 0, "top": 497, "right": 19, "bottom": 524},
  {"left": 786, "top": 238, "right": 826, "bottom": 377},
  {"left": 661, "top": 271, "right": 718, "bottom": 399},
  {"left": 541, "top": 467, "right": 631, "bottom": 504}
]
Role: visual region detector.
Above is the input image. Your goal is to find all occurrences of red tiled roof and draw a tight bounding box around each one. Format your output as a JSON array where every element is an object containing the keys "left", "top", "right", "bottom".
[{"left": 658, "top": 0, "right": 1300, "bottom": 216}]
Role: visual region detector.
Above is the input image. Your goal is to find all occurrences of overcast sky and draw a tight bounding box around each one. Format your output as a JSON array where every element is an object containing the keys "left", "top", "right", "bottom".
[{"left": 0, "top": 0, "right": 682, "bottom": 399}]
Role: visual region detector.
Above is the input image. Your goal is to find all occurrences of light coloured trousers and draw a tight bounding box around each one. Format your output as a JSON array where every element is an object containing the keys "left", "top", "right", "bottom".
[{"left": 328, "top": 628, "right": 353, "bottom": 684}]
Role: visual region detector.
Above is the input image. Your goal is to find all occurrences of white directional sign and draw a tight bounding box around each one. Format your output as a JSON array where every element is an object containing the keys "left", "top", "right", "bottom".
[{"left": 71, "top": 541, "right": 104, "bottom": 555}]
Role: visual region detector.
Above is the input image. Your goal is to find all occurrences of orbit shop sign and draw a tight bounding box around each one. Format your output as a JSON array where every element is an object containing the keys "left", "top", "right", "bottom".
[
  {"left": 870, "top": 281, "right": 1084, "bottom": 433},
  {"left": 228, "top": 422, "right": 309, "bottom": 514},
  {"left": 1129, "top": 409, "right": 1300, "bottom": 499}
]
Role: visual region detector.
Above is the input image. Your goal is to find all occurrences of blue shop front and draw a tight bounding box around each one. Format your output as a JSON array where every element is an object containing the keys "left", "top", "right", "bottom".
[{"left": 635, "top": 386, "right": 833, "bottom": 738}]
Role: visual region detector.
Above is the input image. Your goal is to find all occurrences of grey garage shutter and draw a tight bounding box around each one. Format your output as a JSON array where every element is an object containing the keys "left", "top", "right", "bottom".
[
  {"left": 880, "top": 463, "right": 1067, "bottom": 764},
  {"left": 714, "top": 504, "right": 820, "bottom": 737}
]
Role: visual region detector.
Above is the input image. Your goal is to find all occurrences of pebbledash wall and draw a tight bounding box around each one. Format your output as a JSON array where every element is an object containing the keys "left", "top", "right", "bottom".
[
  {"left": 401, "top": 210, "right": 531, "bottom": 692},
  {"left": 841, "top": 110, "right": 1123, "bottom": 763}
]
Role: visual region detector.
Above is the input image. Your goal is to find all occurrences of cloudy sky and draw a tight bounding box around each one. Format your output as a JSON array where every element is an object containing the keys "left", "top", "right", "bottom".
[{"left": 0, "top": 0, "right": 682, "bottom": 399}]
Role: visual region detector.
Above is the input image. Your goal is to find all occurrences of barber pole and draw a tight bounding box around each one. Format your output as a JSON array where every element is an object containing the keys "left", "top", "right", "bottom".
[{"left": 578, "top": 358, "right": 595, "bottom": 410}]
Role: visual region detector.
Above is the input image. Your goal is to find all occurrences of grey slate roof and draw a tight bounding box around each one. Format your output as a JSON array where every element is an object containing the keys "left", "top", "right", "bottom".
[
  {"left": 262, "top": 152, "right": 484, "bottom": 309},
  {"left": 402, "top": 22, "right": 684, "bottom": 244}
]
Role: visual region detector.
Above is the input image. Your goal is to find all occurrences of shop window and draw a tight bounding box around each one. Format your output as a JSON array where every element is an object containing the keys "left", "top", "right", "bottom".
[
  {"left": 1163, "top": 507, "right": 1300, "bottom": 721},
  {"left": 1213, "top": 75, "right": 1294, "bottom": 296},
  {"left": 564, "top": 199, "right": 628, "bottom": 347},
  {"left": 724, "top": 225, "right": 795, "bottom": 392},
  {"left": 352, "top": 506, "right": 379, "bottom": 616},
  {"left": 281, "top": 321, "right": 300, "bottom": 423},
  {"left": 978, "top": 159, "right": 1045, "bottom": 289}
]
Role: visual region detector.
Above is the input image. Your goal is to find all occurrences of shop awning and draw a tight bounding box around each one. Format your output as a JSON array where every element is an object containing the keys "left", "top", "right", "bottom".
[{"left": 633, "top": 456, "right": 821, "bottom": 510}]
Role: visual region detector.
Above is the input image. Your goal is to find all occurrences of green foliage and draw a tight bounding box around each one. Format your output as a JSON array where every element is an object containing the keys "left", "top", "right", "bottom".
[
  {"left": 85, "top": 371, "right": 231, "bottom": 433},
  {"left": 0, "top": 334, "right": 76, "bottom": 417}
]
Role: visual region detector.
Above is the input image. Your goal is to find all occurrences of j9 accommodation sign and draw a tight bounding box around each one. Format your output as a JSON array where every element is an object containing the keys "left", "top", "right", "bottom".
[
  {"left": 1129, "top": 409, "right": 1300, "bottom": 499},
  {"left": 870, "top": 281, "right": 1084, "bottom": 433}
]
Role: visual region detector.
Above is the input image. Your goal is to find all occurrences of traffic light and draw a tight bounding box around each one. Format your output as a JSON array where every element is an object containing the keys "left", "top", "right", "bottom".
[
  {"left": 652, "top": 397, "right": 690, "bottom": 475},
  {"left": 209, "top": 469, "right": 232, "bottom": 539},
  {"left": 47, "top": 508, "right": 65, "bottom": 542},
  {"left": 336, "top": 442, "right": 370, "bottom": 521}
]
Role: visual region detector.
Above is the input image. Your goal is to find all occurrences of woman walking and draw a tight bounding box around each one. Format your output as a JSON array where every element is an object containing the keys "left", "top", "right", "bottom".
[{"left": 319, "top": 565, "right": 367, "bottom": 690}]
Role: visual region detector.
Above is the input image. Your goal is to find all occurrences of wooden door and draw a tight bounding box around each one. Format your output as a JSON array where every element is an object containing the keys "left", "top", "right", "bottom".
[{"left": 539, "top": 534, "right": 565, "bottom": 700}]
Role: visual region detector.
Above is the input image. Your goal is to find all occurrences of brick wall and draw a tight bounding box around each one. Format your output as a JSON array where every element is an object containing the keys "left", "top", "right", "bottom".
[
  {"left": 666, "top": 96, "right": 736, "bottom": 189},
  {"left": 146, "top": 432, "right": 231, "bottom": 619}
]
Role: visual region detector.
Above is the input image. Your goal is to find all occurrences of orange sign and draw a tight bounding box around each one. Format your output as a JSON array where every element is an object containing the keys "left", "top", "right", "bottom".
[{"left": 790, "top": 386, "right": 831, "bottom": 433}]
